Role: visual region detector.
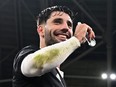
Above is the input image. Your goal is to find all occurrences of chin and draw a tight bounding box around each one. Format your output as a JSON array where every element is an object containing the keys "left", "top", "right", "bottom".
[{"left": 57, "top": 39, "right": 67, "bottom": 43}]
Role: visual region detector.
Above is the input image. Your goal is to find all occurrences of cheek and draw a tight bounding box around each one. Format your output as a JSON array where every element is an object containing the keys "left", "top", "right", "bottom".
[
  {"left": 45, "top": 28, "right": 55, "bottom": 39},
  {"left": 69, "top": 29, "right": 73, "bottom": 36}
]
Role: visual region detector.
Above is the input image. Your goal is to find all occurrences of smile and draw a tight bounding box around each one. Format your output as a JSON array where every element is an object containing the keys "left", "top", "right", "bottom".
[
  {"left": 56, "top": 35, "right": 68, "bottom": 41},
  {"left": 54, "top": 31, "right": 71, "bottom": 38}
]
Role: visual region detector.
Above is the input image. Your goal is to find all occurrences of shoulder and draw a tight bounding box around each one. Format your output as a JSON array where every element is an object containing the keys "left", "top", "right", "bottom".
[
  {"left": 18, "top": 45, "right": 39, "bottom": 57},
  {"left": 15, "top": 45, "right": 39, "bottom": 60},
  {"left": 13, "top": 45, "right": 39, "bottom": 71}
]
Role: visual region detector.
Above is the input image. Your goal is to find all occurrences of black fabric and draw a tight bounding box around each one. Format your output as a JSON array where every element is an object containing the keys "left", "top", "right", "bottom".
[{"left": 12, "top": 45, "right": 66, "bottom": 87}]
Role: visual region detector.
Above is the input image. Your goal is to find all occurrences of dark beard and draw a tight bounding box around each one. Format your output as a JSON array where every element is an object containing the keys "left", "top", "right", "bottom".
[
  {"left": 44, "top": 30, "right": 59, "bottom": 46},
  {"left": 44, "top": 28, "right": 72, "bottom": 46},
  {"left": 45, "top": 37, "right": 58, "bottom": 46},
  {"left": 53, "top": 29, "right": 71, "bottom": 39}
]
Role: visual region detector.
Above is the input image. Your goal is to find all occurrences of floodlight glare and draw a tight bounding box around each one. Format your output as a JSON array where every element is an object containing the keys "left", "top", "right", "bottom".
[
  {"left": 110, "top": 73, "right": 116, "bottom": 80},
  {"left": 101, "top": 73, "right": 107, "bottom": 79}
]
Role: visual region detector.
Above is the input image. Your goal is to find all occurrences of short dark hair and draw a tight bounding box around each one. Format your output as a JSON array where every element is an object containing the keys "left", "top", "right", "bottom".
[{"left": 37, "top": 6, "right": 74, "bottom": 25}]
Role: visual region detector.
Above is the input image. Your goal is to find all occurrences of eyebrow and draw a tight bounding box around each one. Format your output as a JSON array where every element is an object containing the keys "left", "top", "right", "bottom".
[{"left": 52, "top": 18, "right": 63, "bottom": 23}]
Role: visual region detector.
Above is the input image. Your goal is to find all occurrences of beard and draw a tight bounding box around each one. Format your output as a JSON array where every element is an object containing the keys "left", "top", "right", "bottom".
[
  {"left": 44, "top": 28, "right": 72, "bottom": 46},
  {"left": 44, "top": 29, "right": 59, "bottom": 46},
  {"left": 45, "top": 35, "right": 59, "bottom": 46}
]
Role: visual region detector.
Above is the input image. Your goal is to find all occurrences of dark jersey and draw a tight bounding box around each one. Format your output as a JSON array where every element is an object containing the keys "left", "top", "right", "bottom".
[{"left": 12, "top": 45, "right": 66, "bottom": 87}]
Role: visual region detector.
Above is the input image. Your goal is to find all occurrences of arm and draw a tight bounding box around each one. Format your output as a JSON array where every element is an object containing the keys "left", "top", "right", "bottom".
[{"left": 21, "top": 37, "right": 80, "bottom": 77}]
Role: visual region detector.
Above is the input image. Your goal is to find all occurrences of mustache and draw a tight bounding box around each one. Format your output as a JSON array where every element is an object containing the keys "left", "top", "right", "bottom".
[{"left": 53, "top": 29, "right": 71, "bottom": 38}]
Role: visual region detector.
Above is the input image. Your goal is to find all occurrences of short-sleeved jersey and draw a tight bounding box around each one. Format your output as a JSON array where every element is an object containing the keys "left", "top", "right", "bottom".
[{"left": 12, "top": 45, "right": 66, "bottom": 87}]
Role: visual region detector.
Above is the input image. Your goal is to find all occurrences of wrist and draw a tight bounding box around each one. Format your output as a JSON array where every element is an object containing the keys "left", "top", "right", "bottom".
[{"left": 70, "top": 36, "right": 81, "bottom": 47}]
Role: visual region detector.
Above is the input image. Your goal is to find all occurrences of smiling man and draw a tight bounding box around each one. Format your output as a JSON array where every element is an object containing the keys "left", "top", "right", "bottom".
[{"left": 12, "top": 6, "right": 95, "bottom": 87}]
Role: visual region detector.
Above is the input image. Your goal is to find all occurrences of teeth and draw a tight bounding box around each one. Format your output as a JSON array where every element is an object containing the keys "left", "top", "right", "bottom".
[
  {"left": 58, "top": 35, "right": 67, "bottom": 39},
  {"left": 61, "top": 34, "right": 68, "bottom": 38},
  {"left": 59, "top": 35, "right": 66, "bottom": 37}
]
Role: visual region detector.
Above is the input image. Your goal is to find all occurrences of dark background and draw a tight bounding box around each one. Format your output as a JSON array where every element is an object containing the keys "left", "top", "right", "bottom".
[{"left": 0, "top": 0, "right": 116, "bottom": 87}]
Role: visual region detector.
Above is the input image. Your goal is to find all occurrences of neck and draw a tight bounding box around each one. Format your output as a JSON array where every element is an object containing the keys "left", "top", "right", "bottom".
[{"left": 39, "top": 38, "right": 46, "bottom": 48}]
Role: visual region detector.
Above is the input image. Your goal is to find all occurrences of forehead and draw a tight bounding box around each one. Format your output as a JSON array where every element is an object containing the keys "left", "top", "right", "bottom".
[{"left": 48, "top": 11, "right": 72, "bottom": 22}]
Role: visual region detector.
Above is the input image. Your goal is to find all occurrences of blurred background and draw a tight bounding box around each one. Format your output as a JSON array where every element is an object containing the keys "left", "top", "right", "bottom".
[{"left": 0, "top": 0, "right": 116, "bottom": 87}]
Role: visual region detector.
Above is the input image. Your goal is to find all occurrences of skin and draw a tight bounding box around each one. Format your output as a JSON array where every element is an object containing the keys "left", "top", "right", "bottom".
[
  {"left": 35, "top": 12, "right": 74, "bottom": 69},
  {"left": 21, "top": 11, "right": 95, "bottom": 77},
  {"left": 37, "top": 11, "right": 73, "bottom": 48},
  {"left": 35, "top": 11, "right": 95, "bottom": 67},
  {"left": 37, "top": 11, "right": 95, "bottom": 48}
]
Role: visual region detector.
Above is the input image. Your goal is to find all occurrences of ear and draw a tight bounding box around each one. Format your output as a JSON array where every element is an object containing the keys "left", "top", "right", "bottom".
[{"left": 37, "top": 25, "right": 44, "bottom": 37}]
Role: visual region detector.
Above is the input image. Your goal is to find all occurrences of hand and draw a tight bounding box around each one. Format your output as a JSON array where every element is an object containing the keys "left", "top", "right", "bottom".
[{"left": 74, "top": 22, "right": 95, "bottom": 44}]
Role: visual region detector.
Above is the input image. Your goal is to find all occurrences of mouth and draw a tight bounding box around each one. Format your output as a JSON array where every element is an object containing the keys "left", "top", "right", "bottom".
[
  {"left": 57, "top": 35, "right": 67, "bottom": 41},
  {"left": 53, "top": 29, "right": 72, "bottom": 42},
  {"left": 53, "top": 30, "right": 71, "bottom": 39}
]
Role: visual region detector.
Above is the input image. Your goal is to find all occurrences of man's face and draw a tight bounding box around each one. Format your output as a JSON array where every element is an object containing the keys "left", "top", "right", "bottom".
[{"left": 44, "top": 11, "right": 73, "bottom": 46}]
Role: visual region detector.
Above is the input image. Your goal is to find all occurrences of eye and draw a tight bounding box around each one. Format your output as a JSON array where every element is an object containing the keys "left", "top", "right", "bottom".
[
  {"left": 53, "top": 18, "right": 63, "bottom": 24},
  {"left": 67, "top": 21, "right": 72, "bottom": 28}
]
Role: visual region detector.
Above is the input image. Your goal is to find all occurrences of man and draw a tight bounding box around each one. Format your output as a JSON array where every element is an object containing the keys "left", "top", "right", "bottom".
[{"left": 12, "top": 6, "right": 95, "bottom": 87}]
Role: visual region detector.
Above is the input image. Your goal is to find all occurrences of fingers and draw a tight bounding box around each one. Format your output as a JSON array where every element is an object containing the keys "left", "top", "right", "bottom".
[
  {"left": 87, "top": 27, "right": 95, "bottom": 41},
  {"left": 74, "top": 22, "right": 95, "bottom": 43}
]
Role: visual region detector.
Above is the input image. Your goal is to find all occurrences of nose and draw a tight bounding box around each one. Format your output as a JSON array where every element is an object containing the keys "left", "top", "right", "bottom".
[
  {"left": 61, "top": 28, "right": 68, "bottom": 33},
  {"left": 61, "top": 22, "right": 70, "bottom": 31},
  {"left": 61, "top": 28, "right": 72, "bottom": 38}
]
